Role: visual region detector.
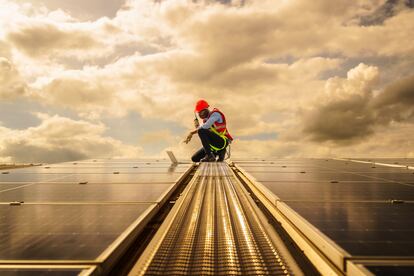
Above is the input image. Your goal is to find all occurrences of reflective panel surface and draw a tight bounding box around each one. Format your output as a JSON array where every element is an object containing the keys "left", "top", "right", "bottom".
[
  {"left": 355, "top": 158, "right": 414, "bottom": 167},
  {"left": 15, "top": 165, "right": 190, "bottom": 174},
  {"left": 0, "top": 204, "right": 155, "bottom": 260},
  {"left": 248, "top": 171, "right": 374, "bottom": 182},
  {"left": 256, "top": 181, "right": 414, "bottom": 201},
  {"left": 48, "top": 173, "right": 181, "bottom": 183},
  {"left": 0, "top": 183, "right": 173, "bottom": 203},
  {"left": 0, "top": 268, "right": 87, "bottom": 276},
  {"left": 0, "top": 174, "right": 72, "bottom": 183},
  {"left": 0, "top": 158, "right": 191, "bottom": 270},
  {"left": 365, "top": 265, "right": 414, "bottom": 276},
  {"left": 286, "top": 202, "right": 414, "bottom": 256},
  {"left": 237, "top": 158, "right": 414, "bottom": 262},
  {"left": 0, "top": 184, "right": 28, "bottom": 192}
]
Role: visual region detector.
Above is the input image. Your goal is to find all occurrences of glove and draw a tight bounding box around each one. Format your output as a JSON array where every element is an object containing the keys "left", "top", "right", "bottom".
[{"left": 184, "top": 132, "right": 193, "bottom": 144}]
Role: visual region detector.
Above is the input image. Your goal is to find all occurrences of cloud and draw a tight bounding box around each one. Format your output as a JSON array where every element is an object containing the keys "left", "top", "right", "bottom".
[
  {"left": 138, "top": 129, "right": 177, "bottom": 145},
  {"left": 303, "top": 64, "right": 414, "bottom": 143},
  {"left": 0, "top": 114, "right": 144, "bottom": 163},
  {"left": 13, "top": 0, "right": 126, "bottom": 20},
  {"left": 358, "top": 0, "right": 414, "bottom": 26},
  {"left": 7, "top": 22, "right": 100, "bottom": 57},
  {"left": 229, "top": 121, "right": 414, "bottom": 159},
  {"left": 0, "top": 57, "right": 28, "bottom": 100},
  {"left": 1, "top": 2, "right": 145, "bottom": 62},
  {"left": 303, "top": 96, "right": 376, "bottom": 142},
  {"left": 37, "top": 72, "right": 118, "bottom": 119},
  {"left": 372, "top": 74, "right": 414, "bottom": 123}
]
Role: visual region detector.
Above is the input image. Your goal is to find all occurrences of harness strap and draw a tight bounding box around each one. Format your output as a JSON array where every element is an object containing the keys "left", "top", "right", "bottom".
[{"left": 209, "top": 127, "right": 228, "bottom": 152}]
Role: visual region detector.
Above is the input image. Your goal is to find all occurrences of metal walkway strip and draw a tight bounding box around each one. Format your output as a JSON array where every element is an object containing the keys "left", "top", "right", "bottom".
[{"left": 129, "top": 163, "right": 300, "bottom": 275}]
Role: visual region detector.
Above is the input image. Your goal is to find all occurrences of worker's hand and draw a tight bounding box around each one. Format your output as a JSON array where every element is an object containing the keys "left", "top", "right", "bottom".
[{"left": 184, "top": 132, "right": 193, "bottom": 144}]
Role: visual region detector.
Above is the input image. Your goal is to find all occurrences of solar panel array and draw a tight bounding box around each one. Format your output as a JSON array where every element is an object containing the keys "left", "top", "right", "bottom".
[
  {"left": 353, "top": 158, "right": 414, "bottom": 168},
  {"left": 0, "top": 159, "right": 191, "bottom": 275},
  {"left": 235, "top": 158, "right": 414, "bottom": 275}
]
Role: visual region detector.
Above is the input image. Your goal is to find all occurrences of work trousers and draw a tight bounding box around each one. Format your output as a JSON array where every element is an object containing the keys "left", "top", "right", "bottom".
[{"left": 191, "top": 128, "right": 227, "bottom": 162}]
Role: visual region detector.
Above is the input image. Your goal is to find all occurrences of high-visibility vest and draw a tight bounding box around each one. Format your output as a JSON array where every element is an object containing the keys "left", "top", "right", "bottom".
[{"left": 204, "top": 108, "right": 233, "bottom": 141}]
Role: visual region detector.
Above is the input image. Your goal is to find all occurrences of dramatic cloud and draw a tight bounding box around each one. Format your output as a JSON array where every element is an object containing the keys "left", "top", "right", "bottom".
[
  {"left": 0, "top": 57, "right": 28, "bottom": 99},
  {"left": 0, "top": 114, "right": 143, "bottom": 163},
  {"left": 304, "top": 64, "right": 414, "bottom": 143},
  {"left": 7, "top": 22, "right": 101, "bottom": 57},
  {"left": 372, "top": 74, "right": 414, "bottom": 123},
  {"left": 14, "top": 0, "right": 126, "bottom": 20},
  {"left": 359, "top": 0, "right": 414, "bottom": 26}
]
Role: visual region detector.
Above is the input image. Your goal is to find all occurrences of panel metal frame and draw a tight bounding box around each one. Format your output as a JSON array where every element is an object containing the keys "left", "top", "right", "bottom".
[{"left": 346, "top": 262, "right": 374, "bottom": 276}]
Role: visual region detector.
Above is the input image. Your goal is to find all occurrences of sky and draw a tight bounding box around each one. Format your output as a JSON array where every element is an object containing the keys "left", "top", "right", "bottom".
[{"left": 0, "top": 0, "right": 413, "bottom": 163}]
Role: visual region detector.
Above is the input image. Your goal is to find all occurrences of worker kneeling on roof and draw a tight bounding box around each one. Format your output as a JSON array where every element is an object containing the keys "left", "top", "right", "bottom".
[{"left": 184, "top": 99, "right": 233, "bottom": 162}]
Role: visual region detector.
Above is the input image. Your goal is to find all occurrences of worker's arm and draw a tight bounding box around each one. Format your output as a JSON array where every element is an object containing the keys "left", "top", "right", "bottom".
[
  {"left": 199, "top": 112, "right": 222, "bottom": 129},
  {"left": 184, "top": 112, "right": 222, "bottom": 144}
]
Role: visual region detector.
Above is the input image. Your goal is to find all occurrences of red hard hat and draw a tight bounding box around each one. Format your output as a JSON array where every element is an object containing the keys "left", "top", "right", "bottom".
[{"left": 195, "top": 99, "right": 209, "bottom": 113}]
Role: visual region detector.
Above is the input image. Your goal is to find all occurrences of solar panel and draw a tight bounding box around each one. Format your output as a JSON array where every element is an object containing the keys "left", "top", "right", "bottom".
[
  {"left": 18, "top": 163, "right": 190, "bottom": 171},
  {"left": 0, "top": 172, "right": 183, "bottom": 184},
  {"left": 0, "top": 267, "right": 95, "bottom": 276},
  {"left": 24, "top": 166, "right": 190, "bottom": 174},
  {"left": 236, "top": 158, "right": 414, "bottom": 273},
  {"left": 0, "top": 183, "right": 174, "bottom": 203},
  {"left": 254, "top": 181, "right": 414, "bottom": 201},
  {"left": 0, "top": 270, "right": 83, "bottom": 276},
  {"left": 0, "top": 184, "right": 28, "bottom": 192},
  {"left": 335, "top": 165, "right": 412, "bottom": 172},
  {"left": 364, "top": 265, "right": 414, "bottom": 276},
  {"left": 247, "top": 171, "right": 375, "bottom": 182},
  {"left": 233, "top": 159, "right": 329, "bottom": 166},
  {"left": 355, "top": 158, "right": 414, "bottom": 167},
  {"left": 0, "top": 203, "right": 155, "bottom": 261},
  {"left": 0, "top": 158, "right": 192, "bottom": 275},
  {"left": 39, "top": 160, "right": 174, "bottom": 168},
  {"left": 0, "top": 174, "right": 72, "bottom": 183},
  {"left": 357, "top": 172, "right": 414, "bottom": 183},
  {"left": 236, "top": 166, "right": 336, "bottom": 173},
  {"left": 285, "top": 202, "right": 414, "bottom": 256},
  {"left": 43, "top": 172, "right": 183, "bottom": 183}
]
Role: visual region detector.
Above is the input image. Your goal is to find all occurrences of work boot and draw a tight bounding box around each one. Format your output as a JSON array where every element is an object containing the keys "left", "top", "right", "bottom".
[
  {"left": 200, "top": 152, "right": 216, "bottom": 162},
  {"left": 217, "top": 149, "right": 226, "bottom": 162}
]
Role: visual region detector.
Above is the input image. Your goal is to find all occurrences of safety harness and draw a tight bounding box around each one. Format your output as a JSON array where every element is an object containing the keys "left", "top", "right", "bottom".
[{"left": 204, "top": 108, "right": 233, "bottom": 153}]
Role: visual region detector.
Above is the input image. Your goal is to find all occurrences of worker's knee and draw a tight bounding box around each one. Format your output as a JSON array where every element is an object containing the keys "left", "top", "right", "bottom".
[
  {"left": 192, "top": 148, "right": 206, "bottom": 162},
  {"left": 191, "top": 155, "right": 200, "bottom": 162}
]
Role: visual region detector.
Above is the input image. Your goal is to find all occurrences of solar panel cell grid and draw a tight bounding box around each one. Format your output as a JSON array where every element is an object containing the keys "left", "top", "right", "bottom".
[
  {"left": 248, "top": 171, "right": 374, "bottom": 182},
  {"left": 0, "top": 270, "right": 83, "bottom": 276},
  {"left": 256, "top": 181, "right": 414, "bottom": 201},
  {"left": 237, "top": 158, "right": 414, "bottom": 268},
  {"left": 0, "top": 158, "right": 190, "bottom": 274},
  {"left": 0, "top": 204, "right": 155, "bottom": 260},
  {"left": 365, "top": 265, "right": 414, "bottom": 276},
  {"left": 285, "top": 202, "right": 414, "bottom": 256},
  {"left": 0, "top": 183, "right": 173, "bottom": 203}
]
